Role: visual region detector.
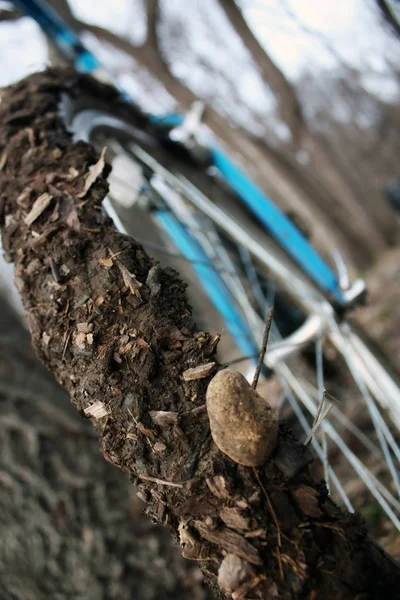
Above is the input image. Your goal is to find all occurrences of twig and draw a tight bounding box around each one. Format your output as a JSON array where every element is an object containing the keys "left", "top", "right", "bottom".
[
  {"left": 138, "top": 474, "right": 183, "bottom": 488},
  {"left": 253, "top": 467, "right": 284, "bottom": 581},
  {"left": 252, "top": 307, "right": 274, "bottom": 390},
  {"left": 62, "top": 330, "right": 72, "bottom": 360}
]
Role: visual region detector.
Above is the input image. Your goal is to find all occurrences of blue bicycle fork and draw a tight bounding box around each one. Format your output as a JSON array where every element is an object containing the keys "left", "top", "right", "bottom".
[{"left": 153, "top": 210, "right": 260, "bottom": 360}]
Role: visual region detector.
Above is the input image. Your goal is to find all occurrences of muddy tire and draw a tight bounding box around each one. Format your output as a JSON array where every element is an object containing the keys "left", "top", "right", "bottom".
[{"left": 1, "top": 69, "right": 400, "bottom": 600}]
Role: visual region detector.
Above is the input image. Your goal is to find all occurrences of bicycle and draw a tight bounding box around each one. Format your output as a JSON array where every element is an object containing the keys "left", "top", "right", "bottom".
[{"left": 4, "top": 0, "right": 400, "bottom": 534}]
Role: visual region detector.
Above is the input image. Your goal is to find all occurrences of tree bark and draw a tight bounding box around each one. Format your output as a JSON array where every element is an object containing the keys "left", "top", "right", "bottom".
[
  {"left": 0, "top": 69, "right": 399, "bottom": 599},
  {"left": 218, "top": 0, "right": 395, "bottom": 257}
]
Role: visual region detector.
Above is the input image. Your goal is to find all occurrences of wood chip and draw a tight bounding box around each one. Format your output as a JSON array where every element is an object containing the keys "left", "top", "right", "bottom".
[
  {"left": 206, "top": 475, "right": 232, "bottom": 500},
  {"left": 136, "top": 422, "right": 157, "bottom": 440},
  {"left": 291, "top": 485, "right": 323, "bottom": 518},
  {"left": 116, "top": 260, "right": 142, "bottom": 299},
  {"left": 182, "top": 362, "right": 216, "bottom": 381},
  {"left": 220, "top": 507, "right": 252, "bottom": 531},
  {"left": 74, "top": 332, "right": 87, "bottom": 350},
  {"left": 77, "top": 322, "right": 93, "bottom": 333},
  {"left": 175, "top": 494, "right": 219, "bottom": 518},
  {"left": 84, "top": 401, "right": 109, "bottom": 419},
  {"left": 77, "top": 147, "right": 106, "bottom": 198},
  {"left": 244, "top": 528, "right": 267, "bottom": 539},
  {"left": 153, "top": 441, "right": 167, "bottom": 453},
  {"left": 194, "top": 521, "right": 262, "bottom": 565},
  {"left": 17, "top": 186, "right": 32, "bottom": 207},
  {"left": 150, "top": 410, "right": 179, "bottom": 427},
  {"left": 24, "top": 193, "right": 53, "bottom": 226},
  {"left": 232, "top": 574, "right": 266, "bottom": 600}
]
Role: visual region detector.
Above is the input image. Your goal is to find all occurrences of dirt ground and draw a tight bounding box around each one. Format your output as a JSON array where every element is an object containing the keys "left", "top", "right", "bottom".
[{"left": 355, "top": 246, "right": 400, "bottom": 374}]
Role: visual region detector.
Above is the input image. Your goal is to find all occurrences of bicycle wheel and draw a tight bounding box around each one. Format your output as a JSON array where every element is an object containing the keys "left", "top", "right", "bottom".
[{"left": 3, "top": 70, "right": 400, "bottom": 538}]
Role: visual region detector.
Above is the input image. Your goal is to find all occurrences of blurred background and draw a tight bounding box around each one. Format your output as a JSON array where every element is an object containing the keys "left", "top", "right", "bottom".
[{"left": 0, "top": 1, "right": 399, "bottom": 598}]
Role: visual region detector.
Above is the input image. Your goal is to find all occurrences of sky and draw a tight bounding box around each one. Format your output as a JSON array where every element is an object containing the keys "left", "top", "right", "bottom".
[{"left": 0, "top": 0, "right": 398, "bottom": 100}]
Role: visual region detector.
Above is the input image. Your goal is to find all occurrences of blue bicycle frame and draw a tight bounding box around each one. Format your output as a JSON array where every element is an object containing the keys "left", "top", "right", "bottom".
[{"left": 12, "top": 0, "right": 345, "bottom": 360}]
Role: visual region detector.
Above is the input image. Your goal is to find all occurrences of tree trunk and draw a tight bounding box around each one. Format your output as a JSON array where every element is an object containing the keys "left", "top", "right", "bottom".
[
  {"left": 1, "top": 69, "right": 399, "bottom": 600},
  {"left": 218, "top": 0, "right": 396, "bottom": 259}
]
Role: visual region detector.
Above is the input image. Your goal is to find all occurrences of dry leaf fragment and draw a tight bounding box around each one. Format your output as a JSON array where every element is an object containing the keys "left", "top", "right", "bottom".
[
  {"left": 182, "top": 362, "right": 216, "bottom": 381},
  {"left": 116, "top": 260, "right": 142, "bottom": 299},
  {"left": 99, "top": 256, "right": 114, "bottom": 268},
  {"left": 77, "top": 147, "right": 106, "bottom": 198},
  {"left": 0, "top": 150, "right": 7, "bottom": 171},
  {"left": 84, "top": 401, "right": 109, "bottom": 419},
  {"left": 24, "top": 193, "right": 53, "bottom": 226}
]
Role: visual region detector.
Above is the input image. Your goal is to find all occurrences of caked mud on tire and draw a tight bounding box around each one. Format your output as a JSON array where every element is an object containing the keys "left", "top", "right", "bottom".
[{"left": 1, "top": 69, "right": 400, "bottom": 599}]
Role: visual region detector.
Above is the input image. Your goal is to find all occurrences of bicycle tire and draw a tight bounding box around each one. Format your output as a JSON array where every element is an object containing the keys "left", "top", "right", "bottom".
[{"left": 2, "top": 69, "right": 400, "bottom": 535}]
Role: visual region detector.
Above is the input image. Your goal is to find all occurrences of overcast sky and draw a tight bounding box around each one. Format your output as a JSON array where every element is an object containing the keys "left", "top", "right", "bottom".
[{"left": 0, "top": 0, "right": 398, "bottom": 100}]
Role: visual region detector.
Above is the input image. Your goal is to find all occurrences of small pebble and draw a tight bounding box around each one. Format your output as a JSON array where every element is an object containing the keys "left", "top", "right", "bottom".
[{"left": 206, "top": 370, "right": 278, "bottom": 467}]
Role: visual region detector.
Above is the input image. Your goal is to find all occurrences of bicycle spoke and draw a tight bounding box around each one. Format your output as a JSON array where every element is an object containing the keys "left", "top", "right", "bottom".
[
  {"left": 277, "top": 362, "right": 400, "bottom": 528},
  {"left": 280, "top": 379, "right": 354, "bottom": 512},
  {"left": 315, "top": 337, "right": 330, "bottom": 491},
  {"left": 329, "top": 324, "right": 400, "bottom": 499},
  {"left": 81, "top": 110, "right": 400, "bottom": 533}
]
